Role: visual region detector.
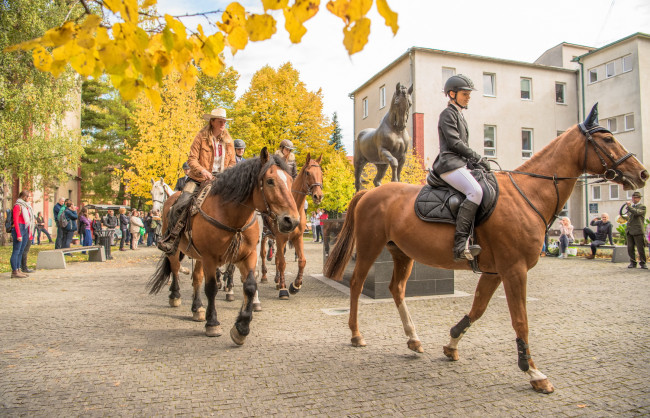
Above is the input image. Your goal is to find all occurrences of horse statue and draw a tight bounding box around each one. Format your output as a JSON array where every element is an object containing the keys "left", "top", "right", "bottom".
[
  {"left": 325, "top": 104, "right": 648, "bottom": 393},
  {"left": 259, "top": 153, "right": 324, "bottom": 299},
  {"left": 150, "top": 177, "right": 174, "bottom": 213},
  {"left": 147, "top": 148, "right": 300, "bottom": 344},
  {"left": 354, "top": 82, "right": 413, "bottom": 191}
]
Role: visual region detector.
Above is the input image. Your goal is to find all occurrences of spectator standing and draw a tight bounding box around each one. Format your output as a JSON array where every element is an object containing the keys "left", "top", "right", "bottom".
[
  {"left": 129, "top": 209, "right": 144, "bottom": 250},
  {"left": 79, "top": 207, "right": 93, "bottom": 251},
  {"left": 61, "top": 201, "right": 78, "bottom": 249},
  {"left": 621, "top": 191, "right": 647, "bottom": 269},
  {"left": 315, "top": 209, "right": 324, "bottom": 243},
  {"left": 35, "top": 211, "right": 52, "bottom": 245},
  {"left": 102, "top": 209, "right": 118, "bottom": 246},
  {"left": 118, "top": 207, "right": 128, "bottom": 251},
  {"left": 144, "top": 211, "right": 153, "bottom": 246},
  {"left": 11, "top": 190, "right": 35, "bottom": 277},
  {"left": 320, "top": 210, "right": 329, "bottom": 243},
  {"left": 53, "top": 197, "right": 65, "bottom": 249},
  {"left": 152, "top": 210, "right": 162, "bottom": 245},
  {"left": 91, "top": 213, "right": 102, "bottom": 245},
  {"left": 311, "top": 212, "right": 319, "bottom": 242},
  {"left": 583, "top": 213, "right": 613, "bottom": 259},
  {"left": 558, "top": 217, "right": 574, "bottom": 259}
]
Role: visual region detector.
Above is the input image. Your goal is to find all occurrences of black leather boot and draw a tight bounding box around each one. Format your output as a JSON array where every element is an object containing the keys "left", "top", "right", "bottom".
[
  {"left": 453, "top": 200, "right": 481, "bottom": 261},
  {"left": 157, "top": 191, "right": 193, "bottom": 255}
]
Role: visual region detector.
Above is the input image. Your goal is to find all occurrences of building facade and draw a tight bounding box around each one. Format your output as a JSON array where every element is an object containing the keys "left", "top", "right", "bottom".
[{"left": 350, "top": 33, "right": 649, "bottom": 230}]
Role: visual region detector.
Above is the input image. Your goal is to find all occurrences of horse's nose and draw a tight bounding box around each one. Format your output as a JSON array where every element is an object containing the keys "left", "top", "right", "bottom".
[
  {"left": 640, "top": 169, "right": 649, "bottom": 183},
  {"left": 278, "top": 215, "right": 299, "bottom": 233}
]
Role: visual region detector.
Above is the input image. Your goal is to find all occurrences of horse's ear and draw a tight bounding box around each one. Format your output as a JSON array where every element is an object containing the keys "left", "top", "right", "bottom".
[
  {"left": 160, "top": 176, "right": 164, "bottom": 184},
  {"left": 408, "top": 85, "right": 413, "bottom": 95},
  {"left": 151, "top": 178, "right": 154, "bottom": 186},
  {"left": 260, "top": 146, "right": 269, "bottom": 164},
  {"left": 584, "top": 103, "right": 599, "bottom": 128},
  {"left": 305, "top": 152, "right": 311, "bottom": 164},
  {"left": 316, "top": 154, "right": 322, "bottom": 163},
  {"left": 395, "top": 82, "right": 401, "bottom": 91}
]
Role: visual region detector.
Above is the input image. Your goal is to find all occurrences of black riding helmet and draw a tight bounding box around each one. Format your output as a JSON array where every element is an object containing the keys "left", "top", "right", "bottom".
[
  {"left": 234, "top": 139, "right": 246, "bottom": 149},
  {"left": 444, "top": 74, "right": 476, "bottom": 109}
]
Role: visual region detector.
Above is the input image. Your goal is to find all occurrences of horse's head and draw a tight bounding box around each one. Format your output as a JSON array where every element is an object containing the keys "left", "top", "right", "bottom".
[
  {"left": 577, "top": 103, "right": 648, "bottom": 190},
  {"left": 258, "top": 147, "right": 301, "bottom": 233},
  {"left": 301, "top": 153, "right": 324, "bottom": 206},
  {"left": 150, "top": 177, "right": 168, "bottom": 213},
  {"left": 390, "top": 82, "right": 413, "bottom": 131}
]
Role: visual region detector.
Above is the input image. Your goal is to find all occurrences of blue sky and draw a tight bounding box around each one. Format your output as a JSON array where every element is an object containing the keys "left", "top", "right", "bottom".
[{"left": 157, "top": 0, "right": 650, "bottom": 154}]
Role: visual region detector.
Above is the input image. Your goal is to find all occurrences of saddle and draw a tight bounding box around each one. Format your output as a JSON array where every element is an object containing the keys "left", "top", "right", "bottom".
[{"left": 414, "top": 169, "right": 499, "bottom": 226}]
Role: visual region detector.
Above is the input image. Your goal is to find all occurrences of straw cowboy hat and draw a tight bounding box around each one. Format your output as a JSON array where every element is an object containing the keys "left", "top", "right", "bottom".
[{"left": 203, "top": 108, "right": 233, "bottom": 121}]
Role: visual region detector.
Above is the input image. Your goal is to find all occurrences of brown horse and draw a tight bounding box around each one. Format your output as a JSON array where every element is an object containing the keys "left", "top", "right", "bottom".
[
  {"left": 260, "top": 153, "right": 324, "bottom": 299},
  {"left": 324, "top": 105, "right": 648, "bottom": 393},
  {"left": 148, "top": 148, "right": 300, "bottom": 344}
]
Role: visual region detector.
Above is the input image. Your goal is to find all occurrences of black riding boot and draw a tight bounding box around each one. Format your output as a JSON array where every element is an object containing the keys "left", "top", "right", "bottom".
[
  {"left": 453, "top": 200, "right": 482, "bottom": 261},
  {"left": 157, "top": 191, "right": 193, "bottom": 255}
]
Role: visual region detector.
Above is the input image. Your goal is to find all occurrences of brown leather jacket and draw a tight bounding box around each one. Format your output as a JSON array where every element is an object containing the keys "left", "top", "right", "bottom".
[{"left": 187, "top": 127, "right": 236, "bottom": 182}]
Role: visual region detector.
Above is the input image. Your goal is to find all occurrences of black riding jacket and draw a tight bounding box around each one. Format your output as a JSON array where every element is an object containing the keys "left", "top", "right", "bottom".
[{"left": 432, "top": 103, "right": 482, "bottom": 175}]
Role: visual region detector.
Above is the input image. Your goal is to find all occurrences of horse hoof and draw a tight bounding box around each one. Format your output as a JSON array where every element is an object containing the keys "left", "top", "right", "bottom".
[
  {"left": 407, "top": 339, "right": 424, "bottom": 353},
  {"left": 275, "top": 283, "right": 281, "bottom": 290},
  {"left": 443, "top": 345, "right": 459, "bottom": 361},
  {"left": 169, "top": 298, "right": 181, "bottom": 307},
  {"left": 230, "top": 326, "right": 246, "bottom": 345},
  {"left": 289, "top": 282, "right": 301, "bottom": 294},
  {"left": 225, "top": 293, "right": 235, "bottom": 302},
  {"left": 260, "top": 277, "right": 268, "bottom": 284},
  {"left": 530, "top": 378, "right": 554, "bottom": 394},
  {"left": 351, "top": 335, "right": 366, "bottom": 347},
  {"left": 253, "top": 302, "right": 262, "bottom": 312},
  {"left": 279, "top": 289, "right": 290, "bottom": 300},
  {"left": 205, "top": 324, "right": 223, "bottom": 337},
  {"left": 179, "top": 266, "right": 190, "bottom": 275},
  {"left": 192, "top": 307, "right": 206, "bottom": 322}
]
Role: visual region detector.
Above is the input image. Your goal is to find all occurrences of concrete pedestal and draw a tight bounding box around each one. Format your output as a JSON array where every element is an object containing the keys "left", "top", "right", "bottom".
[{"left": 322, "top": 219, "right": 454, "bottom": 299}]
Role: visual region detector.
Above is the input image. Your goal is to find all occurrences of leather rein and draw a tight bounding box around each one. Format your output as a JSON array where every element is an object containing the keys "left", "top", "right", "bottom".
[{"left": 501, "top": 124, "right": 635, "bottom": 234}]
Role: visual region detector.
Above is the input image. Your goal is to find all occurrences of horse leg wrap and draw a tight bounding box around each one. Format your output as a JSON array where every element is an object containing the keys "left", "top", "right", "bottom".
[
  {"left": 516, "top": 338, "right": 531, "bottom": 372},
  {"left": 450, "top": 315, "right": 472, "bottom": 339}
]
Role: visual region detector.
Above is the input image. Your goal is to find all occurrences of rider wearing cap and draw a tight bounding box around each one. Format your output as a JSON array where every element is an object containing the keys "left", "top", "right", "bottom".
[
  {"left": 275, "top": 139, "right": 297, "bottom": 179},
  {"left": 174, "top": 161, "right": 191, "bottom": 192},
  {"left": 432, "top": 75, "right": 491, "bottom": 261},
  {"left": 234, "top": 139, "right": 246, "bottom": 164},
  {"left": 158, "top": 108, "right": 236, "bottom": 255}
]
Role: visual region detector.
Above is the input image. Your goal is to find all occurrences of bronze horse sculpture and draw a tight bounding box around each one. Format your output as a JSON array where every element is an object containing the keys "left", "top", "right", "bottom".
[
  {"left": 259, "top": 153, "right": 324, "bottom": 299},
  {"left": 325, "top": 104, "right": 648, "bottom": 393},
  {"left": 354, "top": 82, "right": 412, "bottom": 191},
  {"left": 148, "top": 148, "right": 300, "bottom": 344}
]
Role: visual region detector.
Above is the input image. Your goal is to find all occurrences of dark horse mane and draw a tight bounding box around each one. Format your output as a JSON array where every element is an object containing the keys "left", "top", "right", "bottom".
[{"left": 208, "top": 154, "right": 290, "bottom": 204}]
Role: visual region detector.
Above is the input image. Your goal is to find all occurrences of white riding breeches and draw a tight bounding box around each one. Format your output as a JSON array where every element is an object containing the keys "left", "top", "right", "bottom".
[{"left": 440, "top": 166, "right": 483, "bottom": 205}]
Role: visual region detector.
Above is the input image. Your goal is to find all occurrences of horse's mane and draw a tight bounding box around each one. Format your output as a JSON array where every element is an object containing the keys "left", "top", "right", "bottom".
[{"left": 209, "top": 154, "right": 290, "bottom": 204}]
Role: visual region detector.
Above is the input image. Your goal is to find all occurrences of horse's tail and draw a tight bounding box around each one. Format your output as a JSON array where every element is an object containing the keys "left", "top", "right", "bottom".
[
  {"left": 147, "top": 254, "right": 172, "bottom": 295},
  {"left": 323, "top": 190, "right": 368, "bottom": 281}
]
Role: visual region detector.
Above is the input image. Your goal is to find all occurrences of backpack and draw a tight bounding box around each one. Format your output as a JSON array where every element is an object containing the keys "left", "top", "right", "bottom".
[
  {"left": 58, "top": 206, "right": 69, "bottom": 229},
  {"left": 4, "top": 209, "right": 12, "bottom": 233}
]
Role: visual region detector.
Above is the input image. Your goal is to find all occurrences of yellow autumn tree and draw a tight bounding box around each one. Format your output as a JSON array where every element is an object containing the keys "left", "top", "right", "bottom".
[
  {"left": 5, "top": 1, "right": 399, "bottom": 108},
  {"left": 360, "top": 150, "right": 426, "bottom": 190},
  {"left": 121, "top": 72, "right": 202, "bottom": 201},
  {"left": 319, "top": 152, "right": 355, "bottom": 215}
]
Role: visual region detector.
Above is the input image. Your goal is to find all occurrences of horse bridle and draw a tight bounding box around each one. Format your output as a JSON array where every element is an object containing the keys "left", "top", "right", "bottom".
[{"left": 295, "top": 163, "right": 323, "bottom": 199}]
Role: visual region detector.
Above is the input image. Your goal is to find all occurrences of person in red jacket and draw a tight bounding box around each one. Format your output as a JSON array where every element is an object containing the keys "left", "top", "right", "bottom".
[{"left": 10, "top": 190, "right": 34, "bottom": 278}]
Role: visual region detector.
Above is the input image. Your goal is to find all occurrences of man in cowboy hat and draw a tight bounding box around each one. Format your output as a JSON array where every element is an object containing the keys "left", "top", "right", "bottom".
[
  {"left": 158, "top": 108, "right": 236, "bottom": 255},
  {"left": 622, "top": 191, "right": 647, "bottom": 269}
]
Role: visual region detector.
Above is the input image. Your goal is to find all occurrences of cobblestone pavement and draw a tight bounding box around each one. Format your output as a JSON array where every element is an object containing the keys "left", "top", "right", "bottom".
[{"left": 0, "top": 243, "right": 648, "bottom": 417}]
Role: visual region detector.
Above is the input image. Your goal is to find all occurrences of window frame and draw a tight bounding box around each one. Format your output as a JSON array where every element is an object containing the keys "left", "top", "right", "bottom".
[
  {"left": 442, "top": 67, "right": 455, "bottom": 91},
  {"left": 555, "top": 82, "right": 566, "bottom": 104},
  {"left": 592, "top": 185, "right": 601, "bottom": 201},
  {"left": 624, "top": 114, "right": 634, "bottom": 131},
  {"left": 521, "top": 128, "right": 533, "bottom": 159},
  {"left": 589, "top": 69, "right": 598, "bottom": 83},
  {"left": 379, "top": 85, "right": 386, "bottom": 109},
  {"left": 606, "top": 117, "right": 618, "bottom": 133},
  {"left": 483, "top": 125, "right": 497, "bottom": 157},
  {"left": 520, "top": 77, "right": 532, "bottom": 100},
  {"left": 483, "top": 73, "right": 496, "bottom": 97},
  {"left": 609, "top": 184, "right": 619, "bottom": 200},
  {"left": 362, "top": 97, "right": 368, "bottom": 119},
  {"left": 622, "top": 55, "right": 633, "bottom": 73},
  {"left": 606, "top": 61, "right": 616, "bottom": 78}
]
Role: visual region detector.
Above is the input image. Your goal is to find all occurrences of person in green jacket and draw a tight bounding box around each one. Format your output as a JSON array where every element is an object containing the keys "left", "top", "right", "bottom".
[{"left": 622, "top": 191, "right": 647, "bottom": 269}]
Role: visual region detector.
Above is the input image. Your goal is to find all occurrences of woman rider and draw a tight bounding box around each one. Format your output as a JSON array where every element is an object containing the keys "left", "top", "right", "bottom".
[
  {"left": 158, "top": 108, "right": 236, "bottom": 255},
  {"left": 432, "top": 75, "right": 490, "bottom": 261}
]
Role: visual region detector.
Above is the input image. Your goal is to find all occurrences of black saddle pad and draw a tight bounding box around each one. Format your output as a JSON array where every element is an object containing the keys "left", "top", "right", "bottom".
[{"left": 414, "top": 170, "right": 499, "bottom": 226}]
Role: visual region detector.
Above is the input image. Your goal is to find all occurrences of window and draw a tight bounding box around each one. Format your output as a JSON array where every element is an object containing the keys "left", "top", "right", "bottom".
[
  {"left": 442, "top": 67, "right": 455, "bottom": 87},
  {"left": 609, "top": 184, "right": 619, "bottom": 200},
  {"left": 592, "top": 185, "right": 601, "bottom": 201},
  {"left": 625, "top": 114, "right": 634, "bottom": 131},
  {"left": 521, "top": 129, "right": 533, "bottom": 158},
  {"left": 362, "top": 97, "right": 368, "bottom": 118},
  {"left": 379, "top": 85, "right": 386, "bottom": 109},
  {"left": 483, "top": 73, "right": 496, "bottom": 96},
  {"left": 606, "top": 117, "right": 618, "bottom": 133},
  {"left": 558, "top": 202, "right": 569, "bottom": 218},
  {"left": 520, "top": 78, "right": 532, "bottom": 100},
  {"left": 627, "top": 190, "right": 634, "bottom": 199},
  {"left": 589, "top": 69, "right": 598, "bottom": 83},
  {"left": 555, "top": 83, "right": 565, "bottom": 104},
  {"left": 606, "top": 61, "right": 615, "bottom": 78},
  {"left": 623, "top": 55, "right": 633, "bottom": 72},
  {"left": 483, "top": 125, "right": 496, "bottom": 157}
]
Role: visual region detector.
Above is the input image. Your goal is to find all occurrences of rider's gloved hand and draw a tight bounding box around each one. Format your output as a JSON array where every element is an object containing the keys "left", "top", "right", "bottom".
[{"left": 476, "top": 157, "right": 491, "bottom": 172}]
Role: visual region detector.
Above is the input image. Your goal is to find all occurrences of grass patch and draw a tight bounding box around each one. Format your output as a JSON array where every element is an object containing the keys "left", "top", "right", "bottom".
[{"left": 0, "top": 242, "right": 88, "bottom": 273}]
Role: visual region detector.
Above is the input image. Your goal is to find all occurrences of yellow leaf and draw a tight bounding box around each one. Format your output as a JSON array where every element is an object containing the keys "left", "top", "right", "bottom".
[
  {"left": 145, "top": 87, "right": 162, "bottom": 110},
  {"left": 203, "top": 33, "right": 225, "bottom": 58},
  {"left": 119, "top": 78, "right": 143, "bottom": 100},
  {"left": 42, "top": 21, "right": 76, "bottom": 47},
  {"left": 342, "top": 17, "right": 370, "bottom": 55},
  {"left": 178, "top": 65, "right": 198, "bottom": 90},
  {"left": 123, "top": 0, "right": 139, "bottom": 24},
  {"left": 103, "top": 0, "right": 124, "bottom": 15},
  {"left": 376, "top": 0, "right": 398, "bottom": 35},
  {"left": 164, "top": 14, "right": 187, "bottom": 38},
  {"left": 80, "top": 15, "right": 102, "bottom": 32},
  {"left": 32, "top": 46, "right": 53, "bottom": 72},
  {"left": 200, "top": 56, "right": 224, "bottom": 77},
  {"left": 327, "top": 0, "right": 370, "bottom": 24},
  {"left": 4, "top": 38, "right": 42, "bottom": 53},
  {"left": 143, "top": 0, "right": 157, "bottom": 6},
  {"left": 262, "top": 0, "right": 289, "bottom": 10},
  {"left": 98, "top": 41, "right": 128, "bottom": 73},
  {"left": 292, "top": 0, "right": 320, "bottom": 23},
  {"left": 283, "top": 8, "right": 307, "bottom": 43},
  {"left": 227, "top": 26, "right": 248, "bottom": 54},
  {"left": 75, "top": 31, "right": 96, "bottom": 49},
  {"left": 218, "top": 2, "right": 247, "bottom": 33},
  {"left": 49, "top": 60, "right": 68, "bottom": 78},
  {"left": 246, "top": 14, "right": 277, "bottom": 42},
  {"left": 70, "top": 48, "right": 96, "bottom": 76}
]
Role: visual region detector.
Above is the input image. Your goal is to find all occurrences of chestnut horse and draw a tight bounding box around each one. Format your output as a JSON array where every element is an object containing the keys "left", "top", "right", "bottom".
[
  {"left": 147, "top": 148, "right": 300, "bottom": 345},
  {"left": 260, "top": 154, "right": 324, "bottom": 299},
  {"left": 324, "top": 105, "right": 648, "bottom": 393}
]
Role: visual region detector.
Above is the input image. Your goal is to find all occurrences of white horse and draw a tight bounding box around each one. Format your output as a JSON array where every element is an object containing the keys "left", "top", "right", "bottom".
[{"left": 150, "top": 177, "right": 174, "bottom": 213}]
